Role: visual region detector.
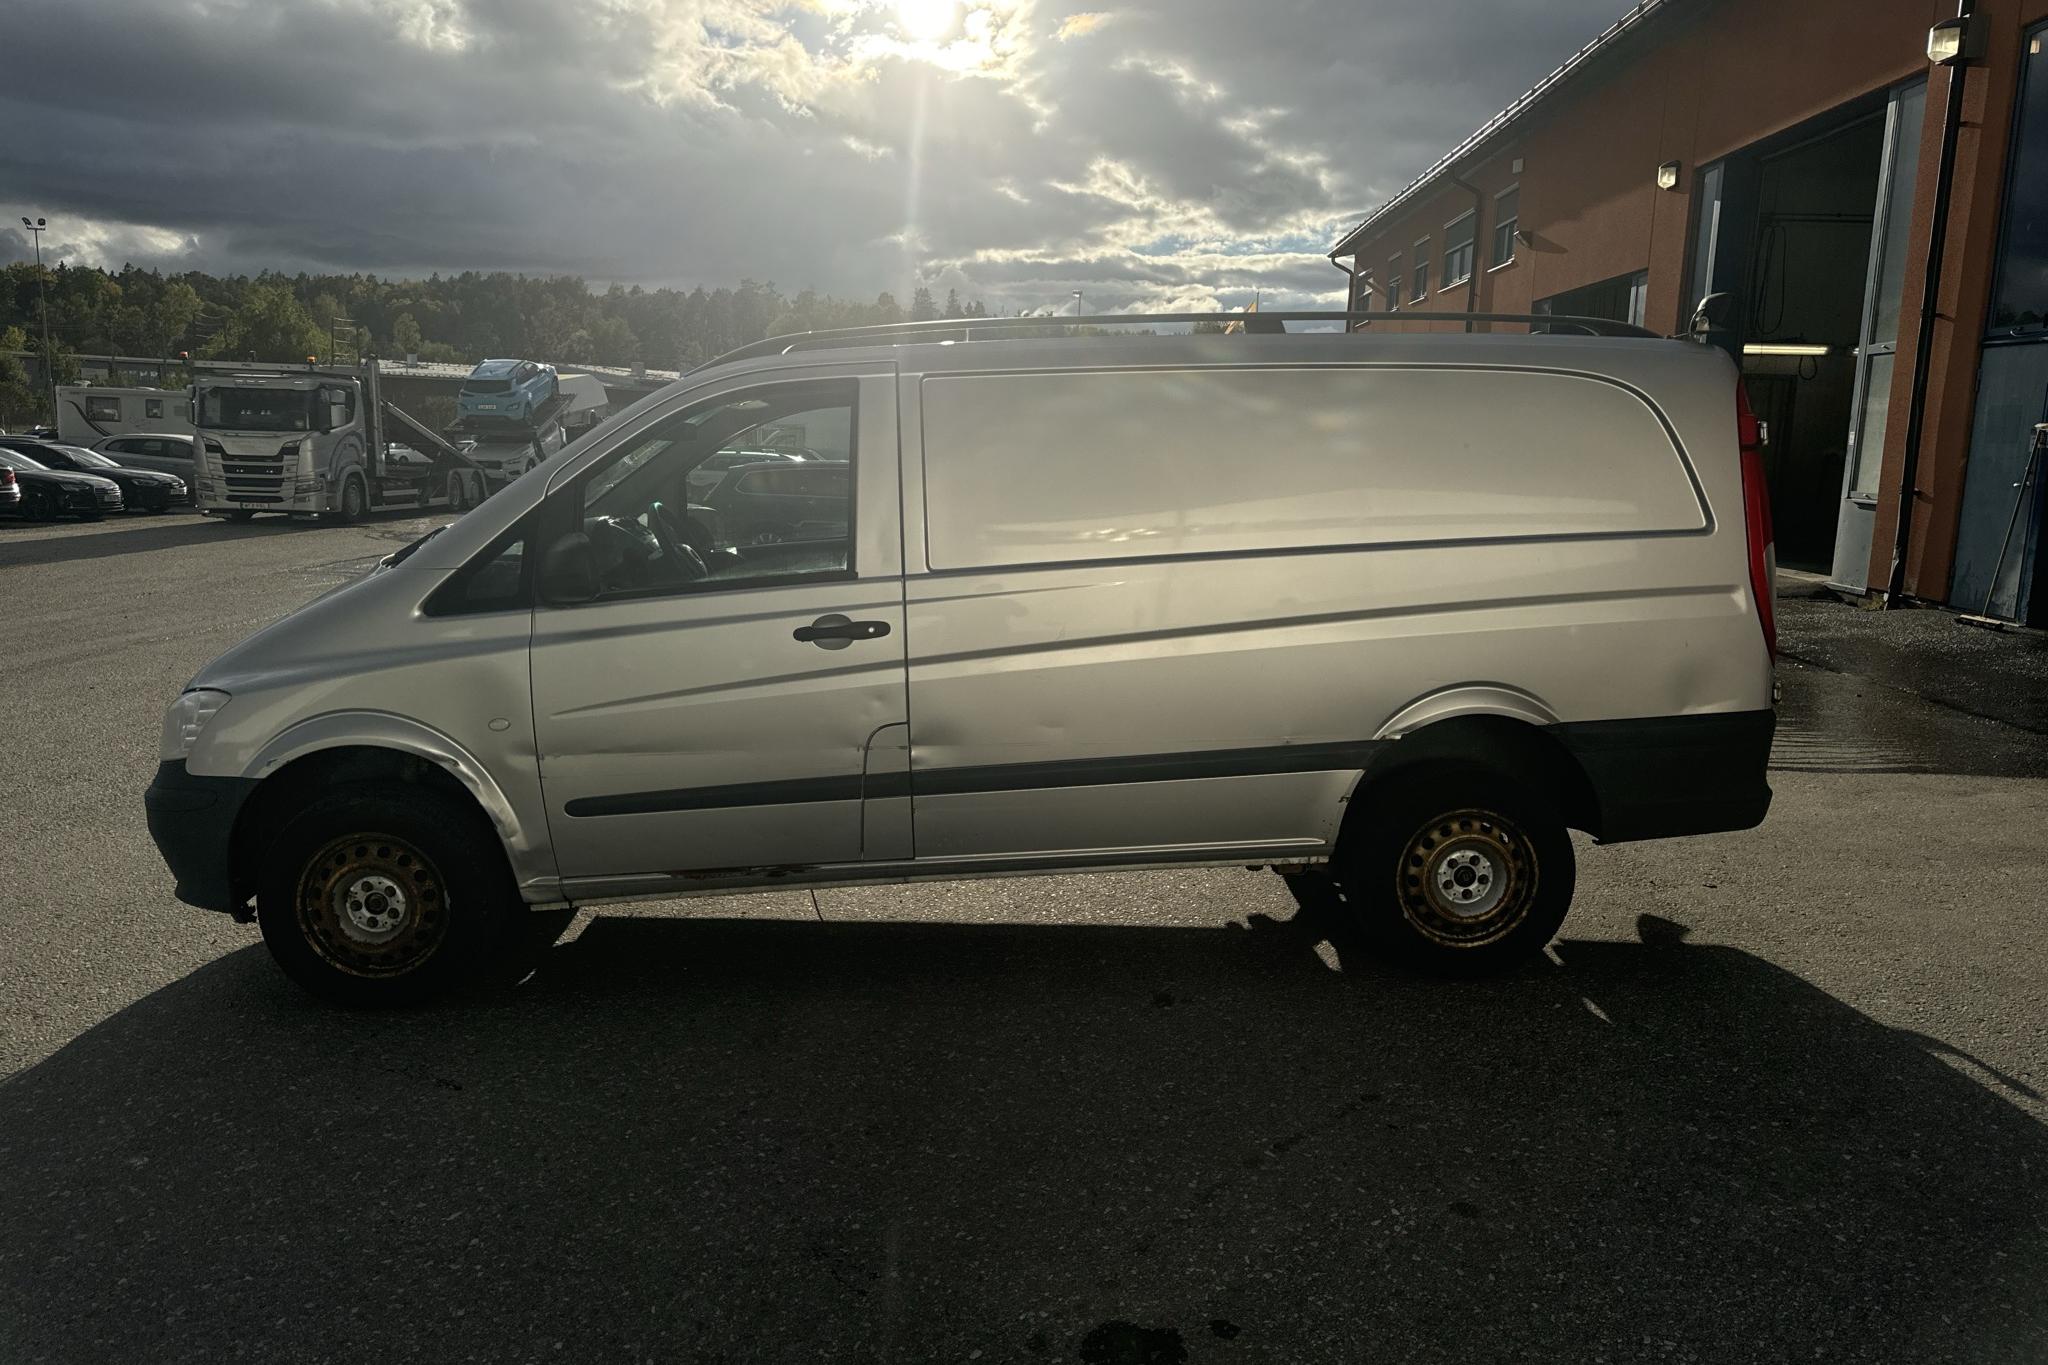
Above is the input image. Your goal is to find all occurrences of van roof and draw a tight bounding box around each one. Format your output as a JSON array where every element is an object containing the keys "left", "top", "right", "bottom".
[{"left": 694, "top": 310, "right": 1665, "bottom": 376}]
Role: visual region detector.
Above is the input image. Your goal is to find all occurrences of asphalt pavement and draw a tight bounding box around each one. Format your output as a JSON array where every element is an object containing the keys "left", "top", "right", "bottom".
[{"left": 2, "top": 511, "right": 2045, "bottom": 1364}]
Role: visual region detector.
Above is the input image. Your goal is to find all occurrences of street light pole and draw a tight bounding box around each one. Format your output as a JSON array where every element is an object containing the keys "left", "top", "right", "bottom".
[
  {"left": 20, "top": 217, "right": 56, "bottom": 424},
  {"left": 1072, "top": 289, "right": 1083, "bottom": 318}
]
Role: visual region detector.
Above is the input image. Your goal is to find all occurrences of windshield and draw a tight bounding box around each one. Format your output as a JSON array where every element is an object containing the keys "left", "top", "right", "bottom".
[
  {"left": 56, "top": 445, "right": 120, "bottom": 469},
  {"left": 384, "top": 524, "right": 446, "bottom": 567},
  {"left": 0, "top": 450, "right": 48, "bottom": 471},
  {"left": 200, "top": 387, "right": 316, "bottom": 431}
]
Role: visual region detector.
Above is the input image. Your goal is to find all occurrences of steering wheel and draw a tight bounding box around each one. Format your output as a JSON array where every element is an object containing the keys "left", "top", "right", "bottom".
[{"left": 649, "top": 501, "right": 708, "bottom": 582}]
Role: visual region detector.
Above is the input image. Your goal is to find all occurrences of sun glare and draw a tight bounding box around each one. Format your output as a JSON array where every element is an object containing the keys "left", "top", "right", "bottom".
[{"left": 896, "top": 0, "right": 957, "bottom": 43}]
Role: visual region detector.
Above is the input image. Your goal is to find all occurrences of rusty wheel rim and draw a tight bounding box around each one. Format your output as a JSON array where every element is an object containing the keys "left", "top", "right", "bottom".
[
  {"left": 296, "top": 832, "right": 450, "bottom": 978},
  {"left": 1394, "top": 808, "right": 1538, "bottom": 949}
]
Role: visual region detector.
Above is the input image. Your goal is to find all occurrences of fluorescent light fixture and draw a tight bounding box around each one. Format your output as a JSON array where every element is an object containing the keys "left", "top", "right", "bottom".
[{"left": 1744, "top": 343, "right": 1830, "bottom": 357}]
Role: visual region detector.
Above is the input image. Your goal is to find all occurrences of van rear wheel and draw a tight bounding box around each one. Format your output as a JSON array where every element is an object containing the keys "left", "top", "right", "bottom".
[
  {"left": 1320, "top": 769, "right": 1574, "bottom": 974},
  {"left": 256, "top": 785, "right": 516, "bottom": 1006}
]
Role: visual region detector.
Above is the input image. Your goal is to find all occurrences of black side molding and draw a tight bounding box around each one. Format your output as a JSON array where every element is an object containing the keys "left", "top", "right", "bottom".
[
  {"left": 1552, "top": 709, "right": 1774, "bottom": 843},
  {"left": 564, "top": 739, "right": 1388, "bottom": 818}
]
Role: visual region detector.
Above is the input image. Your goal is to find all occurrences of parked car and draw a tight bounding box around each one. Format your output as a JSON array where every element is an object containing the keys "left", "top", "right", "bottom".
[
  {"left": 683, "top": 448, "right": 806, "bottom": 502},
  {"left": 457, "top": 359, "right": 557, "bottom": 422},
  {"left": 94, "top": 432, "right": 224, "bottom": 495},
  {"left": 145, "top": 317, "right": 1776, "bottom": 1005},
  {"left": 0, "top": 448, "right": 124, "bottom": 520},
  {"left": 700, "top": 459, "right": 850, "bottom": 545},
  {"left": 5, "top": 439, "right": 186, "bottom": 511}
]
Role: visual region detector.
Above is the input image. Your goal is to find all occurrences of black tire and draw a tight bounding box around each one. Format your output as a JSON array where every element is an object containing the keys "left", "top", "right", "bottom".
[
  {"left": 222, "top": 509, "right": 257, "bottom": 524},
  {"left": 256, "top": 784, "right": 518, "bottom": 1006},
  {"left": 330, "top": 473, "right": 367, "bottom": 525},
  {"left": 446, "top": 472, "right": 470, "bottom": 513},
  {"left": 1325, "top": 767, "right": 1574, "bottom": 974},
  {"left": 20, "top": 488, "right": 55, "bottom": 522}
]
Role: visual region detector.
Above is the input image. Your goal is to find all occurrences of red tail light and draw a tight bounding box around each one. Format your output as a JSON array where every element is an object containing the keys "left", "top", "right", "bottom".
[{"left": 1736, "top": 381, "right": 1776, "bottom": 662}]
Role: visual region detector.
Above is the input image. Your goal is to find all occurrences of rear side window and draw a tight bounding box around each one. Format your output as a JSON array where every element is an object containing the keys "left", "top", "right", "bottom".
[{"left": 919, "top": 367, "right": 1705, "bottom": 570}]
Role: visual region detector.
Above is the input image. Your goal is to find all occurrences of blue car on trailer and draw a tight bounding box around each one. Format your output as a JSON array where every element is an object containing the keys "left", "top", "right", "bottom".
[{"left": 457, "top": 359, "right": 557, "bottom": 422}]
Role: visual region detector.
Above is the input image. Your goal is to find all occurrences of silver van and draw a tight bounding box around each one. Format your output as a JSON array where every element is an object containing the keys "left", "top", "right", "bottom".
[{"left": 145, "top": 314, "right": 1777, "bottom": 1004}]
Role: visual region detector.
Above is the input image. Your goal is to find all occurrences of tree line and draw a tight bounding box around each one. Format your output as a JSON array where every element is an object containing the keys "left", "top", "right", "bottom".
[{"left": 0, "top": 260, "right": 1001, "bottom": 423}]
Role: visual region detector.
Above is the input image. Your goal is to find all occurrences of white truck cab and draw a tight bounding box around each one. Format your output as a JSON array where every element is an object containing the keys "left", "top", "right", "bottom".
[{"left": 192, "top": 360, "right": 486, "bottom": 521}]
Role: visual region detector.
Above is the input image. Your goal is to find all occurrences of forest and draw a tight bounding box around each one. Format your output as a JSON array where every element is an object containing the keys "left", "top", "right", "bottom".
[{"left": 0, "top": 260, "right": 995, "bottom": 423}]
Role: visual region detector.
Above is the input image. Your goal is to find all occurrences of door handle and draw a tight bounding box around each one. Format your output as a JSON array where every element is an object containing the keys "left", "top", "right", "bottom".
[{"left": 793, "top": 613, "right": 892, "bottom": 649}]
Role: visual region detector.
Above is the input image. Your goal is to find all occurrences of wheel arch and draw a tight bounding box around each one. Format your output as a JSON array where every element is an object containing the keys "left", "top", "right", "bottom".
[
  {"left": 229, "top": 716, "right": 545, "bottom": 904},
  {"left": 1356, "top": 709, "right": 1604, "bottom": 838}
]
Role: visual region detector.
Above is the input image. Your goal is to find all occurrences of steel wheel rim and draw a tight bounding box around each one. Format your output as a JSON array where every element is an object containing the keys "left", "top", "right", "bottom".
[
  {"left": 345, "top": 480, "right": 364, "bottom": 517},
  {"left": 296, "top": 832, "right": 450, "bottom": 978},
  {"left": 1394, "top": 807, "right": 1538, "bottom": 948}
]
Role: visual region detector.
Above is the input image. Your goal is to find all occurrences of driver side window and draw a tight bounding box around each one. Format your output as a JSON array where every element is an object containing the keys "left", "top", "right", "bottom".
[{"left": 552, "top": 379, "right": 858, "bottom": 603}]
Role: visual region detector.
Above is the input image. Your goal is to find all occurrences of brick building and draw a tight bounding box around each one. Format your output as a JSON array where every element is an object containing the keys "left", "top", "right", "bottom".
[{"left": 1327, "top": 0, "right": 2048, "bottom": 622}]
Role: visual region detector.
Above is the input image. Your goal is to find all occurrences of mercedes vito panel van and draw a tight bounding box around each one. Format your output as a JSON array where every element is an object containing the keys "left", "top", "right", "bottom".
[{"left": 145, "top": 316, "right": 1776, "bottom": 1003}]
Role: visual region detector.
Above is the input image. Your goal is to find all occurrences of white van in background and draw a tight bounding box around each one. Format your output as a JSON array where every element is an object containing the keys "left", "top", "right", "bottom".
[{"left": 145, "top": 312, "right": 1777, "bottom": 1005}]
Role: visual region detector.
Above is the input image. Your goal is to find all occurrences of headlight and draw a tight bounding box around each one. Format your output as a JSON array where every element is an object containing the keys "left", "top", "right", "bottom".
[{"left": 161, "top": 688, "right": 231, "bottom": 762}]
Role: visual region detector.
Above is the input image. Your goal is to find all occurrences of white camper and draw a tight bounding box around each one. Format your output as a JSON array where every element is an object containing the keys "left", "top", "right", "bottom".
[{"left": 55, "top": 385, "right": 195, "bottom": 445}]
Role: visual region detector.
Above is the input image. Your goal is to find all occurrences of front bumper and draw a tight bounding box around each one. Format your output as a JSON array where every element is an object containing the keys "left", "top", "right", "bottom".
[
  {"left": 1554, "top": 709, "right": 1775, "bottom": 843},
  {"left": 126, "top": 485, "right": 179, "bottom": 511},
  {"left": 144, "top": 760, "right": 258, "bottom": 914}
]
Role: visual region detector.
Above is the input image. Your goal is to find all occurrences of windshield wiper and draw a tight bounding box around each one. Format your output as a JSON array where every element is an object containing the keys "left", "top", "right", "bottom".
[{"left": 382, "top": 524, "right": 446, "bottom": 568}]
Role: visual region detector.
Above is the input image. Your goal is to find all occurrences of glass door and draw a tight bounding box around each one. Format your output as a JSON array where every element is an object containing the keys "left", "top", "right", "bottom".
[{"left": 1830, "top": 79, "right": 1928, "bottom": 590}]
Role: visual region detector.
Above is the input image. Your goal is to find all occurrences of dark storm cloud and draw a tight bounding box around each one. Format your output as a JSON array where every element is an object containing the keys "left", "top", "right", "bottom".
[{"left": 0, "top": 0, "right": 1631, "bottom": 310}]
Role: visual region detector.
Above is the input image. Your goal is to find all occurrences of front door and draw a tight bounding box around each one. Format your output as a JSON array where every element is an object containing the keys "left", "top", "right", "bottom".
[{"left": 529, "top": 366, "right": 907, "bottom": 895}]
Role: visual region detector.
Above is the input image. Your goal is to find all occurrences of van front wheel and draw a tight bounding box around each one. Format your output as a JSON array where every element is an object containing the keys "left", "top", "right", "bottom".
[
  {"left": 1328, "top": 769, "right": 1574, "bottom": 974},
  {"left": 256, "top": 785, "right": 514, "bottom": 1005}
]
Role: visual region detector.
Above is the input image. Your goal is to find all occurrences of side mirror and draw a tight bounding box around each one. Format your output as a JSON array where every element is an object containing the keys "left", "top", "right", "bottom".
[
  {"left": 540, "top": 531, "right": 599, "bottom": 604},
  {"left": 1688, "top": 291, "right": 1734, "bottom": 342}
]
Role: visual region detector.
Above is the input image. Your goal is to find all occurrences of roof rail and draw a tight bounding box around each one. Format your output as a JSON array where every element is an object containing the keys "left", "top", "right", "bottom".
[{"left": 692, "top": 310, "right": 1661, "bottom": 373}]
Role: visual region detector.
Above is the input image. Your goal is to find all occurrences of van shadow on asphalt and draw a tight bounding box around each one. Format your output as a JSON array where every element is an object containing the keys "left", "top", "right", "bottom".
[{"left": 1, "top": 912, "right": 2042, "bottom": 1364}]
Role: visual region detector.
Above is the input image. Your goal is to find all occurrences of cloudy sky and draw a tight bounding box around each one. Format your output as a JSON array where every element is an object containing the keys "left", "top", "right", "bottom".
[{"left": 0, "top": 0, "right": 1627, "bottom": 312}]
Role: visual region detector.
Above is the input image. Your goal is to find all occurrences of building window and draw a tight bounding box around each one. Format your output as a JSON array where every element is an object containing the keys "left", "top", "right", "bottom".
[
  {"left": 1411, "top": 240, "right": 1431, "bottom": 302},
  {"left": 1355, "top": 276, "right": 1376, "bottom": 314},
  {"left": 1989, "top": 23, "right": 2048, "bottom": 334},
  {"left": 1492, "top": 188, "right": 1520, "bottom": 267},
  {"left": 1386, "top": 255, "right": 1402, "bottom": 312},
  {"left": 1444, "top": 212, "right": 1476, "bottom": 287},
  {"left": 1535, "top": 270, "right": 1650, "bottom": 329}
]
